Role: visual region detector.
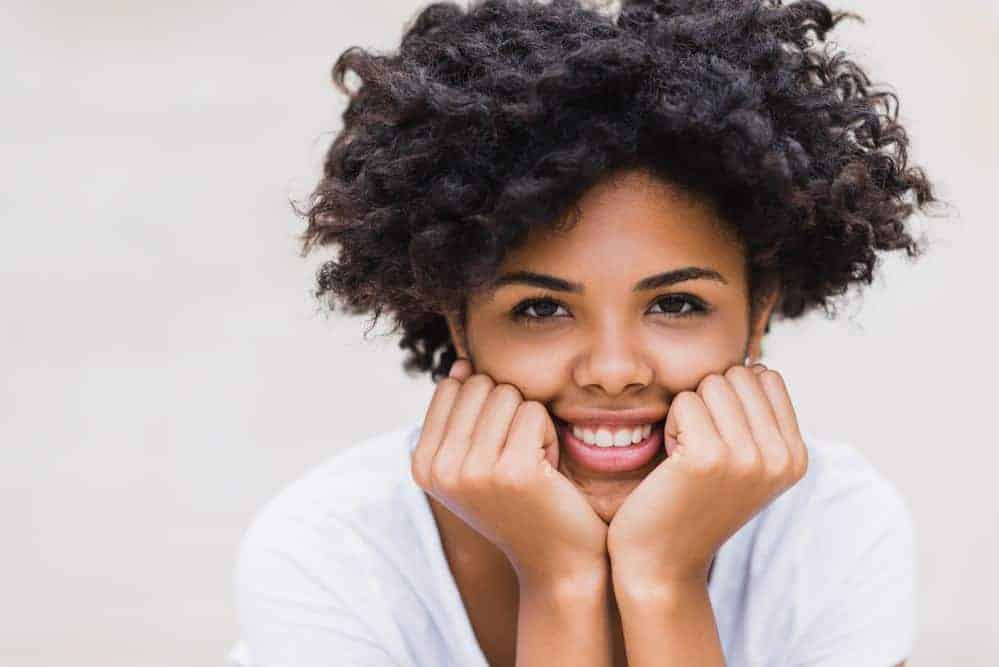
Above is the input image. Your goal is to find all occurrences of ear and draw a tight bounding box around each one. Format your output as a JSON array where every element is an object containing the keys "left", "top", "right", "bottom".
[
  {"left": 746, "top": 283, "right": 781, "bottom": 363},
  {"left": 443, "top": 309, "right": 470, "bottom": 360}
]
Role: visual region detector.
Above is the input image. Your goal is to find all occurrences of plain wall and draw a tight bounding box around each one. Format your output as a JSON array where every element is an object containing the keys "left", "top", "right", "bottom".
[{"left": 2, "top": 1, "right": 996, "bottom": 664}]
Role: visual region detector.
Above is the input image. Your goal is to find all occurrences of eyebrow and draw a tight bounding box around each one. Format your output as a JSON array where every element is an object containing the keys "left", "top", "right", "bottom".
[{"left": 491, "top": 267, "right": 728, "bottom": 293}]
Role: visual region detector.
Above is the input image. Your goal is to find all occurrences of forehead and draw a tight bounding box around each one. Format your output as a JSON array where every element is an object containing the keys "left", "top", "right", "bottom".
[{"left": 498, "top": 170, "right": 746, "bottom": 279}]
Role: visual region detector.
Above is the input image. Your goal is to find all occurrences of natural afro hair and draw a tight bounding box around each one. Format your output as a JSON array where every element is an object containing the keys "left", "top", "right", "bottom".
[{"left": 298, "top": 0, "right": 941, "bottom": 382}]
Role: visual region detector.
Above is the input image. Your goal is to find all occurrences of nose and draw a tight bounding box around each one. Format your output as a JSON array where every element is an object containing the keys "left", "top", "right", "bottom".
[{"left": 572, "top": 324, "right": 653, "bottom": 396}]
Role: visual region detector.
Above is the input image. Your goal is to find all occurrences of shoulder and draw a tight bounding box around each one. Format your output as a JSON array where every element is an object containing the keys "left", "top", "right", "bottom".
[
  {"left": 731, "top": 431, "right": 913, "bottom": 568},
  {"left": 232, "top": 419, "right": 425, "bottom": 593},
  {"left": 798, "top": 431, "right": 912, "bottom": 515},
  {"left": 229, "top": 420, "right": 427, "bottom": 666},
  {"left": 754, "top": 431, "right": 915, "bottom": 587},
  {"left": 733, "top": 431, "right": 916, "bottom": 666},
  {"left": 792, "top": 431, "right": 915, "bottom": 563},
  {"left": 239, "top": 419, "right": 423, "bottom": 546}
]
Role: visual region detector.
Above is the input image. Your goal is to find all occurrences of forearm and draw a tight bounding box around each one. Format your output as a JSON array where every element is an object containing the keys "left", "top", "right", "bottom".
[
  {"left": 516, "top": 568, "right": 614, "bottom": 667},
  {"left": 612, "top": 574, "right": 725, "bottom": 667}
]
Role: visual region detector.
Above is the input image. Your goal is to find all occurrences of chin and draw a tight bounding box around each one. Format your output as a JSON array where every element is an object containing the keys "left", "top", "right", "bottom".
[
  {"left": 559, "top": 463, "right": 648, "bottom": 524},
  {"left": 584, "top": 486, "right": 635, "bottom": 525}
]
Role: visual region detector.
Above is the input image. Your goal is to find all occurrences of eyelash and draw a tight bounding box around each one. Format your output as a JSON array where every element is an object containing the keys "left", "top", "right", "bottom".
[{"left": 511, "top": 294, "right": 709, "bottom": 326}]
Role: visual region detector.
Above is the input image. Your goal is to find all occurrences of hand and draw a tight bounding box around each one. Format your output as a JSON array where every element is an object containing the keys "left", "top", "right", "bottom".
[
  {"left": 410, "top": 358, "right": 609, "bottom": 586},
  {"left": 606, "top": 363, "right": 809, "bottom": 586}
]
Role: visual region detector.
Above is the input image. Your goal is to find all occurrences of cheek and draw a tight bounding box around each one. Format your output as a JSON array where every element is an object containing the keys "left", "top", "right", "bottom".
[
  {"left": 651, "top": 327, "right": 742, "bottom": 391},
  {"left": 474, "top": 340, "right": 570, "bottom": 400}
]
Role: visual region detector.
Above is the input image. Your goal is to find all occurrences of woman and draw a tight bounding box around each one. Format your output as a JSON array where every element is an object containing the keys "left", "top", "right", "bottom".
[{"left": 230, "top": 0, "right": 939, "bottom": 664}]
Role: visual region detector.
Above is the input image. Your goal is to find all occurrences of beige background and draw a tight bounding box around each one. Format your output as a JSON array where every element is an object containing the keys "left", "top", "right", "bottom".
[{"left": 2, "top": 1, "right": 996, "bottom": 665}]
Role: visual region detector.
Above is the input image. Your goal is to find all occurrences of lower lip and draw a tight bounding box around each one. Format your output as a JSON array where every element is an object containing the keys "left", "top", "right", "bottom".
[{"left": 557, "top": 421, "right": 666, "bottom": 473}]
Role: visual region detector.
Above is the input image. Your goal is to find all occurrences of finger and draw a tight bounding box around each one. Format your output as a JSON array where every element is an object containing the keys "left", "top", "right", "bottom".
[
  {"left": 724, "top": 365, "right": 787, "bottom": 472},
  {"left": 462, "top": 383, "right": 523, "bottom": 477},
  {"left": 696, "top": 373, "right": 759, "bottom": 470},
  {"left": 757, "top": 370, "right": 808, "bottom": 477},
  {"left": 434, "top": 374, "right": 495, "bottom": 478},
  {"left": 448, "top": 358, "right": 473, "bottom": 381},
  {"left": 498, "top": 401, "right": 558, "bottom": 479},
  {"left": 411, "top": 377, "right": 463, "bottom": 486},
  {"left": 665, "top": 390, "right": 726, "bottom": 469}
]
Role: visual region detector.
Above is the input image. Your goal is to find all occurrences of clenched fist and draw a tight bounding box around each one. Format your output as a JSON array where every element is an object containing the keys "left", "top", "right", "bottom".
[
  {"left": 606, "top": 363, "right": 809, "bottom": 587},
  {"left": 410, "top": 359, "right": 609, "bottom": 586}
]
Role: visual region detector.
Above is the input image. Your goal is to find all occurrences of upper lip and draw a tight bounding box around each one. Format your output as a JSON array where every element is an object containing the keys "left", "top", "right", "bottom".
[{"left": 554, "top": 407, "right": 667, "bottom": 427}]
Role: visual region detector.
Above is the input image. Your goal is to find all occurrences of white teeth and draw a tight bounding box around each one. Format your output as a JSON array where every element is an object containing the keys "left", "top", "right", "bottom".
[
  {"left": 613, "top": 430, "right": 632, "bottom": 446},
  {"left": 569, "top": 423, "right": 656, "bottom": 447}
]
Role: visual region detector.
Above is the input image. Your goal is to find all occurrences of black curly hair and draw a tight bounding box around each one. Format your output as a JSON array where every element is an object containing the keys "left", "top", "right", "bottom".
[{"left": 298, "top": 0, "right": 941, "bottom": 382}]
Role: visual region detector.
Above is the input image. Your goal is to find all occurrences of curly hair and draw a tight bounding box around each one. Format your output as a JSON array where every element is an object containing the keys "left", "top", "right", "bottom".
[{"left": 298, "top": 0, "right": 941, "bottom": 382}]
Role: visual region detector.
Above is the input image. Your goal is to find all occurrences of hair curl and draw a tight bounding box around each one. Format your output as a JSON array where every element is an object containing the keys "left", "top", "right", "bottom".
[{"left": 298, "top": 0, "right": 941, "bottom": 382}]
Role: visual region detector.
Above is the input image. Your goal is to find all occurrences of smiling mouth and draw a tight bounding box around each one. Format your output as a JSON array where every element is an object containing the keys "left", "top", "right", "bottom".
[
  {"left": 551, "top": 415, "right": 668, "bottom": 473},
  {"left": 554, "top": 416, "right": 666, "bottom": 448}
]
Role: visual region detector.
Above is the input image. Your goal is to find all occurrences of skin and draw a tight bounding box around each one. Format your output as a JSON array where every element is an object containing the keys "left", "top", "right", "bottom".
[
  {"left": 410, "top": 169, "right": 903, "bottom": 665},
  {"left": 444, "top": 168, "right": 774, "bottom": 523}
]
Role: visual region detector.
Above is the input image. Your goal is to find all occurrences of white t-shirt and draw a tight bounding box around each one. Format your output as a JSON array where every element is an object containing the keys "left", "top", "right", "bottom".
[{"left": 228, "top": 420, "right": 915, "bottom": 667}]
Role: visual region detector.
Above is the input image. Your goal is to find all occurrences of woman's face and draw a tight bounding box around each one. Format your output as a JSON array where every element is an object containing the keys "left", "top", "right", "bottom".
[{"left": 446, "top": 169, "right": 778, "bottom": 523}]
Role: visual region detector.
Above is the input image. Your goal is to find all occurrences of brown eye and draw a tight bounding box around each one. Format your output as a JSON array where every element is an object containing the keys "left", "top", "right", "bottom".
[
  {"left": 513, "top": 298, "right": 568, "bottom": 320},
  {"left": 649, "top": 294, "right": 706, "bottom": 318}
]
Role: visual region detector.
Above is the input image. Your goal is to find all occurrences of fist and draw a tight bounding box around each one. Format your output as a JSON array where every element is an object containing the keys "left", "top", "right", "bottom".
[
  {"left": 410, "top": 359, "right": 609, "bottom": 585},
  {"left": 607, "top": 363, "right": 809, "bottom": 585}
]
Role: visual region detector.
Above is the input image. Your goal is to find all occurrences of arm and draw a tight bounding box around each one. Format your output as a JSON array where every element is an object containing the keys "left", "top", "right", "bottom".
[
  {"left": 516, "top": 567, "right": 615, "bottom": 667},
  {"left": 611, "top": 573, "right": 909, "bottom": 667},
  {"left": 411, "top": 360, "right": 615, "bottom": 666},
  {"left": 604, "top": 366, "right": 808, "bottom": 667},
  {"left": 611, "top": 572, "right": 724, "bottom": 667}
]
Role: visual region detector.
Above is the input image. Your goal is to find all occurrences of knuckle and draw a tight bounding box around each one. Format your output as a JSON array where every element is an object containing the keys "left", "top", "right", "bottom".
[
  {"left": 733, "top": 450, "right": 763, "bottom": 478},
  {"left": 460, "top": 466, "right": 490, "bottom": 489},
  {"left": 760, "top": 369, "right": 785, "bottom": 387},
  {"left": 430, "top": 458, "right": 459, "bottom": 491},
  {"left": 674, "top": 390, "right": 699, "bottom": 408},
  {"left": 697, "top": 373, "right": 726, "bottom": 397},
  {"left": 515, "top": 400, "right": 544, "bottom": 422},
  {"left": 724, "top": 364, "right": 750, "bottom": 381},
  {"left": 492, "top": 383, "right": 523, "bottom": 404},
  {"left": 763, "top": 450, "right": 792, "bottom": 480},
  {"left": 792, "top": 445, "right": 809, "bottom": 481},
  {"left": 694, "top": 451, "right": 724, "bottom": 474},
  {"left": 464, "top": 374, "right": 495, "bottom": 393},
  {"left": 410, "top": 459, "right": 430, "bottom": 489},
  {"left": 436, "top": 377, "right": 461, "bottom": 393},
  {"left": 492, "top": 466, "right": 523, "bottom": 491}
]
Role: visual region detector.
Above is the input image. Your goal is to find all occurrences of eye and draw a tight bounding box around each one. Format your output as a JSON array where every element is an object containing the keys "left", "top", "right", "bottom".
[
  {"left": 648, "top": 294, "right": 707, "bottom": 318},
  {"left": 510, "top": 293, "right": 709, "bottom": 328},
  {"left": 512, "top": 298, "right": 569, "bottom": 323}
]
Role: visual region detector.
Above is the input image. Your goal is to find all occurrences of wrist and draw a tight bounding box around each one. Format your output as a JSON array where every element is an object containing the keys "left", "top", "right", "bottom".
[
  {"left": 609, "top": 552, "right": 709, "bottom": 602},
  {"left": 611, "top": 570, "right": 709, "bottom": 611},
  {"left": 609, "top": 550, "right": 713, "bottom": 589},
  {"left": 517, "top": 560, "right": 610, "bottom": 600}
]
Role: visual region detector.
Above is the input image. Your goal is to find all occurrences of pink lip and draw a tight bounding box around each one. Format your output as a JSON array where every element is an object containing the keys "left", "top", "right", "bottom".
[
  {"left": 556, "top": 419, "right": 666, "bottom": 473},
  {"left": 555, "top": 406, "right": 667, "bottom": 428}
]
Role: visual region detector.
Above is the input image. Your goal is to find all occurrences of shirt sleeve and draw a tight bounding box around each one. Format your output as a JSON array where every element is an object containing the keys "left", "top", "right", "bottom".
[
  {"left": 786, "top": 484, "right": 917, "bottom": 667},
  {"left": 229, "top": 512, "right": 400, "bottom": 667}
]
